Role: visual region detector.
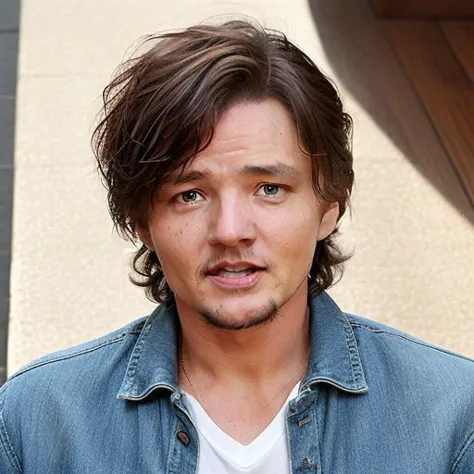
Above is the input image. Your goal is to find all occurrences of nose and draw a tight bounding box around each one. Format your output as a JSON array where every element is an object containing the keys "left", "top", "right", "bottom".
[{"left": 207, "top": 192, "right": 257, "bottom": 247}]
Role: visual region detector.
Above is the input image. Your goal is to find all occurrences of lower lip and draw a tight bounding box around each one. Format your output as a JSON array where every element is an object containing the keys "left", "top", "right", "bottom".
[{"left": 207, "top": 270, "right": 264, "bottom": 290}]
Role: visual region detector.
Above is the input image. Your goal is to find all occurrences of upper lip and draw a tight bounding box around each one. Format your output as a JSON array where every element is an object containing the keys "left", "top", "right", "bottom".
[{"left": 206, "top": 261, "right": 266, "bottom": 276}]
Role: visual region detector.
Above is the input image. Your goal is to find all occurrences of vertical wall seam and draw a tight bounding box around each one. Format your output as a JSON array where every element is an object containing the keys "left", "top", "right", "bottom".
[{"left": 0, "top": 0, "right": 21, "bottom": 385}]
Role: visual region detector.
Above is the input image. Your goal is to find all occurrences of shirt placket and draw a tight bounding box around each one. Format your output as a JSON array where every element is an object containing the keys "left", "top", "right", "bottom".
[
  {"left": 286, "top": 388, "right": 322, "bottom": 473},
  {"left": 166, "top": 391, "right": 200, "bottom": 474}
]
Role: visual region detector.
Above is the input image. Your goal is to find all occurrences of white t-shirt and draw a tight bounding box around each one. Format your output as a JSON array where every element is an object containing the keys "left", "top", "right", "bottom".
[{"left": 183, "top": 383, "right": 300, "bottom": 474}]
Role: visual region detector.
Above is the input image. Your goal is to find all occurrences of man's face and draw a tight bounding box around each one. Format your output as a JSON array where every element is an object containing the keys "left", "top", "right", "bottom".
[{"left": 138, "top": 99, "right": 338, "bottom": 329}]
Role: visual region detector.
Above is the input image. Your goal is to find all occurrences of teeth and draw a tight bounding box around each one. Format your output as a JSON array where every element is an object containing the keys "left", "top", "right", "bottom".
[
  {"left": 222, "top": 267, "right": 250, "bottom": 272},
  {"left": 217, "top": 268, "right": 253, "bottom": 276}
]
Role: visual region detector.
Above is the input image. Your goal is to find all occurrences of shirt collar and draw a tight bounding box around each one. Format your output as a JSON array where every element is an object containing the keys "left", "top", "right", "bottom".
[
  {"left": 302, "top": 291, "right": 368, "bottom": 394},
  {"left": 117, "top": 291, "right": 368, "bottom": 401},
  {"left": 117, "top": 303, "right": 180, "bottom": 400}
]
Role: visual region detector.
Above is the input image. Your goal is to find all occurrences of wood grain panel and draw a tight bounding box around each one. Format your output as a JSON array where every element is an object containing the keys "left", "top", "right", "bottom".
[
  {"left": 442, "top": 22, "right": 474, "bottom": 82},
  {"left": 384, "top": 23, "right": 474, "bottom": 202},
  {"left": 371, "top": 0, "right": 474, "bottom": 20}
]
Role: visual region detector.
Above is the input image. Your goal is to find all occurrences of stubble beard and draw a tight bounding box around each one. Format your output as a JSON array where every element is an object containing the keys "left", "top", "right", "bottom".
[{"left": 199, "top": 299, "right": 279, "bottom": 331}]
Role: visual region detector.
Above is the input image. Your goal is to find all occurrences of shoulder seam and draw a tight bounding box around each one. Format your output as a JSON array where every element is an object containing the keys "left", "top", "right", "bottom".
[
  {"left": 349, "top": 321, "right": 474, "bottom": 364},
  {"left": 9, "top": 332, "right": 129, "bottom": 381},
  {"left": 0, "top": 390, "right": 23, "bottom": 473},
  {"left": 453, "top": 429, "right": 474, "bottom": 472}
]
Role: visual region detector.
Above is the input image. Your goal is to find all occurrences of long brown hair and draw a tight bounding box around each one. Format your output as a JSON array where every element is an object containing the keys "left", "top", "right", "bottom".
[{"left": 92, "top": 19, "right": 354, "bottom": 306}]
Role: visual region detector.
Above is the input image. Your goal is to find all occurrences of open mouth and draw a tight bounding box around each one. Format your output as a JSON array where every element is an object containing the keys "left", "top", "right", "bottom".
[
  {"left": 208, "top": 267, "right": 260, "bottom": 278},
  {"left": 205, "top": 262, "right": 266, "bottom": 288}
]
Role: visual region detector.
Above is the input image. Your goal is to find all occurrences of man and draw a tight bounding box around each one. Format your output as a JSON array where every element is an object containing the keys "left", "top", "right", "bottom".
[{"left": 1, "top": 19, "right": 473, "bottom": 474}]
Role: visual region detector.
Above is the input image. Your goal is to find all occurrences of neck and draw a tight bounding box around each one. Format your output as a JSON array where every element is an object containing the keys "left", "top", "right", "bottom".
[{"left": 177, "top": 290, "right": 311, "bottom": 393}]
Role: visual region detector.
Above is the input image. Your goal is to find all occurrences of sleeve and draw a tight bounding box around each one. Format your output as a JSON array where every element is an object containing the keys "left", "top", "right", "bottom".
[
  {"left": 454, "top": 434, "right": 474, "bottom": 473},
  {"left": 0, "top": 386, "right": 23, "bottom": 473}
]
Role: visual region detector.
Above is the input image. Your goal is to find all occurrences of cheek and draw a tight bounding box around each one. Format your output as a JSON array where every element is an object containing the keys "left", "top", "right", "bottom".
[
  {"left": 282, "top": 226, "right": 318, "bottom": 262},
  {"left": 279, "top": 201, "right": 320, "bottom": 237},
  {"left": 270, "top": 208, "right": 320, "bottom": 268},
  {"left": 151, "top": 218, "right": 205, "bottom": 275}
]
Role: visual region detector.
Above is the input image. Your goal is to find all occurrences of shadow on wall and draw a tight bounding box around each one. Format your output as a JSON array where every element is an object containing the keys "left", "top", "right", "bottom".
[{"left": 308, "top": 0, "right": 474, "bottom": 225}]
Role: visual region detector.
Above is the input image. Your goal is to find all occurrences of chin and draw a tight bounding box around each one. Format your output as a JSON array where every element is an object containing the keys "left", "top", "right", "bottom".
[{"left": 198, "top": 298, "right": 279, "bottom": 331}]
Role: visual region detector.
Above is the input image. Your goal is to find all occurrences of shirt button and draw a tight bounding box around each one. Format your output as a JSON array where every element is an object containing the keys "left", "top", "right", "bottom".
[
  {"left": 177, "top": 430, "right": 190, "bottom": 446},
  {"left": 301, "top": 457, "right": 314, "bottom": 469}
]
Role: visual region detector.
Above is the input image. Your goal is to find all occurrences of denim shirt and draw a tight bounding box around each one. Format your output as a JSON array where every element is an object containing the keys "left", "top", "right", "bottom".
[{"left": 1, "top": 292, "right": 474, "bottom": 473}]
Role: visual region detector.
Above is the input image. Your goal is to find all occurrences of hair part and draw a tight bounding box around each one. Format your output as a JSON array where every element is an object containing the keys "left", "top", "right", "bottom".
[{"left": 92, "top": 19, "right": 355, "bottom": 307}]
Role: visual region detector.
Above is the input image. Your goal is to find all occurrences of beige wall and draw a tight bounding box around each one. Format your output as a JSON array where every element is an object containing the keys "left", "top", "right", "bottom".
[{"left": 8, "top": 0, "right": 474, "bottom": 374}]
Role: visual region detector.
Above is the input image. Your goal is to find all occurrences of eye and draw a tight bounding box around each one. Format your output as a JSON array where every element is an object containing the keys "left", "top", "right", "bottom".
[
  {"left": 261, "top": 184, "right": 280, "bottom": 195},
  {"left": 257, "top": 184, "right": 284, "bottom": 197},
  {"left": 179, "top": 190, "right": 203, "bottom": 203}
]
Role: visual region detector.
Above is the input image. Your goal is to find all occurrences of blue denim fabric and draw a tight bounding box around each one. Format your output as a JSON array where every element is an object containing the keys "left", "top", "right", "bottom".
[{"left": 1, "top": 292, "right": 474, "bottom": 473}]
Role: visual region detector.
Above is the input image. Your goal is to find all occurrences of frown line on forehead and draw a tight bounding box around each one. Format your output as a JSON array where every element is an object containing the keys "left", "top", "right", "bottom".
[{"left": 170, "top": 163, "right": 303, "bottom": 186}]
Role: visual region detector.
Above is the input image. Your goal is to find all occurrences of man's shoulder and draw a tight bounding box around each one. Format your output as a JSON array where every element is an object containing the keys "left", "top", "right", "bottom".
[
  {"left": 0, "top": 315, "right": 156, "bottom": 472},
  {"left": 343, "top": 311, "right": 474, "bottom": 465},
  {"left": 345, "top": 312, "right": 474, "bottom": 377},
  {"left": 0, "top": 316, "right": 148, "bottom": 406}
]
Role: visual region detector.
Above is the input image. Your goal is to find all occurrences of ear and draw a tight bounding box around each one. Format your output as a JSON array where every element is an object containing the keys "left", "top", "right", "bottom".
[
  {"left": 317, "top": 201, "right": 339, "bottom": 241},
  {"left": 136, "top": 224, "right": 154, "bottom": 252}
]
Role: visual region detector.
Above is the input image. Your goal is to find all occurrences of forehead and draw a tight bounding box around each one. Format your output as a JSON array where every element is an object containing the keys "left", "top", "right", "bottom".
[
  {"left": 180, "top": 99, "right": 309, "bottom": 177},
  {"left": 212, "top": 99, "right": 293, "bottom": 146}
]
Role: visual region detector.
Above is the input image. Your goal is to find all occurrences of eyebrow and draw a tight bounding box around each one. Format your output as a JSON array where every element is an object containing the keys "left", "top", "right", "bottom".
[
  {"left": 241, "top": 163, "right": 302, "bottom": 181},
  {"left": 170, "top": 163, "right": 302, "bottom": 186}
]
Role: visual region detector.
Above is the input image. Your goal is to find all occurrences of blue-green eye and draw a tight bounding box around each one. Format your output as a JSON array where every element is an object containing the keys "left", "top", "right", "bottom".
[
  {"left": 180, "top": 190, "right": 202, "bottom": 203},
  {"left": 261, "top": 184, "right": 280, "bottom": 196}
]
